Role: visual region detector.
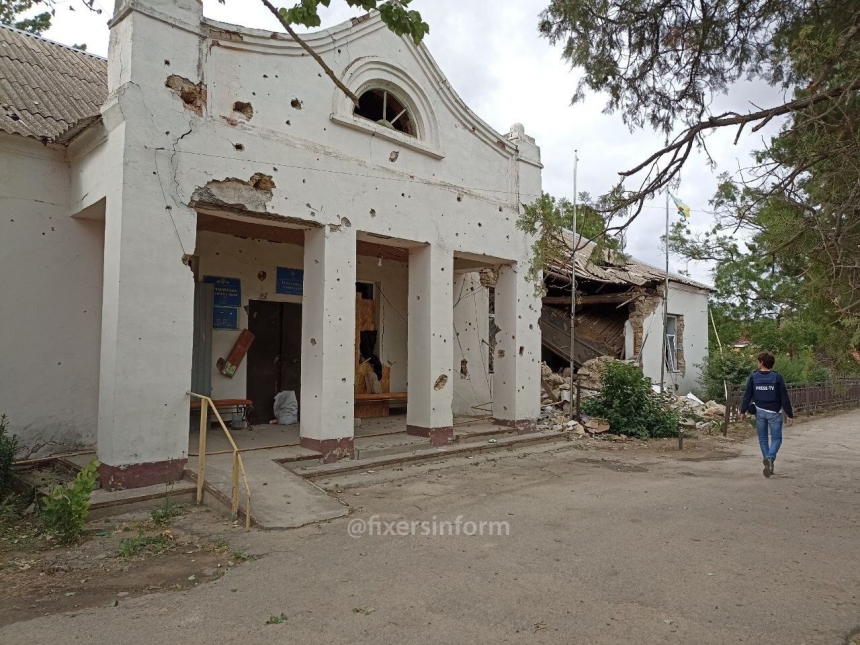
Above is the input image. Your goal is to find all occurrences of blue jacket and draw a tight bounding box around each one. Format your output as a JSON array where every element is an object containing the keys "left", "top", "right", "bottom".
[{"left": 741, "top": 370, "right": 794, "bottom": 417}]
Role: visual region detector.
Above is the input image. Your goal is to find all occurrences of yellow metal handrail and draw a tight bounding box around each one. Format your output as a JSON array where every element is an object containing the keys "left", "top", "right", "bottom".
[{"left": 188, "top": 391, "right": 252, "bottom": 530}]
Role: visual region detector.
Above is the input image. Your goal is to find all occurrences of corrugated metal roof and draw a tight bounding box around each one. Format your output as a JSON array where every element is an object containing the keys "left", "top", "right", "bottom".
[
  {"left": 547, "top": 232, "right": 714, "bottom": 291},
  {"left": 0, "top": 25, "right": 107, "bottom": 142}
]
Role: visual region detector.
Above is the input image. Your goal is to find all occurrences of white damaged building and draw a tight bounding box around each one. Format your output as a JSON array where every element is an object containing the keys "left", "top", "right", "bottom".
[{"left": 0, "top": 1, "right": 543, "bottom": 488}]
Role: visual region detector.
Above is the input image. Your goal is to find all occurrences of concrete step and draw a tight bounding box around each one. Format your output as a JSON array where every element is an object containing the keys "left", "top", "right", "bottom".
[
  {"left": 186, "top": 452, "right": 348, "bottom": 529},
  {"left": 454, "top": 427, "right": 519, "bottom": 445},
  {"left": 290, "top": 428, "right": 574, "bottom": 480}
]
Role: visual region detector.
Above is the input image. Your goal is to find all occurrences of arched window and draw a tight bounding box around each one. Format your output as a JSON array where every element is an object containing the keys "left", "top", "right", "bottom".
[{"left": 353, "top": 87, "right": 416, "bottom": 137}]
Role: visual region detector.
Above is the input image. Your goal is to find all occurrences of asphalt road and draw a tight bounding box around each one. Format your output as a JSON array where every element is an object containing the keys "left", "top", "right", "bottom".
[{"left": 3, "top": 410, "right": 859, "bottom": 644}]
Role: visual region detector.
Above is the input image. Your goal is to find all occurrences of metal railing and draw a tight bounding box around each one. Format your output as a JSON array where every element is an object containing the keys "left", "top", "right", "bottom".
[
  {"left": 188, "top": 392, "right": 252, "bottom": 530},
  {"left": 724, "top": 378, "right": 860, "bottom": 428}
]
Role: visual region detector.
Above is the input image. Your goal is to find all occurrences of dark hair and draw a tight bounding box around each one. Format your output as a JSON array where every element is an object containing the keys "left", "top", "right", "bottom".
[{"left": 757, "top": 352, "right": 775, "bottom": 369}]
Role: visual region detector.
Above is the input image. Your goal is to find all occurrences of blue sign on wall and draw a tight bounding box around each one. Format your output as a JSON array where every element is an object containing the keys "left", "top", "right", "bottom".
[
  {"left": 213, "top": 306, "right": 239, "bottom": 330},
  {"left": 204, "top": 276, "right": 241, "bottom": 307},
  {"left": 276, "top": 267, "right": 304, "bottom": 296}
]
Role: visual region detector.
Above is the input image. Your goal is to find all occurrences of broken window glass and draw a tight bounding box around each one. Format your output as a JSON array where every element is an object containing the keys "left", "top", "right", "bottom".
[
  {"left": 353, "top": 88, "right": 416, "bottom": 137},
  {"left": 665, "top": 315, "right": 678, "bottom": 372}
]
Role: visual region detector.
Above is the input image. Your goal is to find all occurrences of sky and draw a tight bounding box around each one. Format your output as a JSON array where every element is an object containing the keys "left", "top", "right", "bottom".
[{"left": 34, "top": 0, "right": 784, "bottom": 285}]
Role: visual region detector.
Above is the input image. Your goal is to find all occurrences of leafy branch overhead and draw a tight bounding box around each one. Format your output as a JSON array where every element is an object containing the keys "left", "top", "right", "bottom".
[
  {"left": 539, "top": 0, "right": 860, "bottom": 354},
  {"left": 261, "top": 0, "right": 429, "bottom": 105},
  {"left": 516, "top": 192, "right": 622, "bottom": 292},
  {"left": 0, "top": 0, "right": 101, "bottom": 35}
]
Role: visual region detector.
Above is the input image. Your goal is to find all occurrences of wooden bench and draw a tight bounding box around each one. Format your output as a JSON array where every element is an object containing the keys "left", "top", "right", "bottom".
[
  {"left": 355, "top": 392, "right": 408, "bottom": 403},
  {"left": 190, "top": 399, "right": 253, "bottom": 427}
]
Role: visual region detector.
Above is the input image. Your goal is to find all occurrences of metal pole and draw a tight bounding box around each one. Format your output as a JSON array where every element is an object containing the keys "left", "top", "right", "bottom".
[
  {"left": 660, "top": 189, "right": 669, "bottom": 395},
  {"left": 570, "top": 151, "right": 578, "bottom": 421}
]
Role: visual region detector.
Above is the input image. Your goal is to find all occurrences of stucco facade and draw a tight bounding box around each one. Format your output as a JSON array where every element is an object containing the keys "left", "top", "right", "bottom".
[
  {"left": 0, "top": 1, "right": 542, "bottom": 487},
  {"left": 628, "top": 283, "right": 710, "bottom": 395}
]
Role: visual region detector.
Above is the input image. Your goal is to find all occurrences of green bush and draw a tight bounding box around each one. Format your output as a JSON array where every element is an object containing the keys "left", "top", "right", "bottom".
[
  {"left": 770, "top": 351, "right": 830, "bottom": 384},
  {"left": 699, "top": 352, "right": 756, "bottom": 403},
  {"left": 582, "top": 361, "right": 680, "bottom": 440},
  {"left": 700, "top": 349, "right": 832, "bottom": 403},
  {"left": 41, "top": 460, "right": 99, "bottom": 544},
  {"left": 0, "top": 415, "right": 19, "bottom": 495}
]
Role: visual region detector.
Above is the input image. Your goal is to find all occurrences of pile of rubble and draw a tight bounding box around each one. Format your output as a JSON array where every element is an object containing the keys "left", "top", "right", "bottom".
[
  {"left": 538, "top": 358, "right": 617, "bottom": 436},
  {"left": 664, "top": 392, "right": 727, "bottom": 432},
  {"left": 538, "top": 356, "right": 728, "bottom": 436}
]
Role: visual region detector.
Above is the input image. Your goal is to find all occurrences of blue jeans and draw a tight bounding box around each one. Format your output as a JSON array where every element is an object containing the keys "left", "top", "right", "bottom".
[{"left": 756, "top": 408, "right": 784, "bottom": 461}]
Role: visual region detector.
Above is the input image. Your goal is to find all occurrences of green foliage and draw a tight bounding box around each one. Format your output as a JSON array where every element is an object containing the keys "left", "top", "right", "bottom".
[
  {"left": 582, "top": 362, "right": 680, "bottom": 439},
  {"left": 0, "top": 415, "right": 19, "bottom": 496},
  {"left": 266, "top": 613, "right": 289, "bottom": 624},
  {"left": 517, "top": 192, "right": 622, "bottom": 291},
  {"left": 279, "top": 0, "right": 428, "bottom": 45},
  {"left": 769, "top": 353, "right": 830, "bottom": 384},
  {"left": 698, "top": 352, "right": 756, "bottom": 403},
  {"left": 150, "top": 497, "right": 179, "bottom": 526},
  {"left": 0, "top": 497, "right": 21, "bottom": 525},
  {"left": 540, "top": 0, "right": 860, "bottom": 349},
  {"left": 0, "top": 0, "right": 52, "bottom": 34},
  {"left": 117, "top": 531, "right": 171, "bottom": 558},
  {"left": 41, "top": 460, "right": 99, "bottom": 544},
  {"left": 700, "top": 348, "right": 832, "bottom": 402}
]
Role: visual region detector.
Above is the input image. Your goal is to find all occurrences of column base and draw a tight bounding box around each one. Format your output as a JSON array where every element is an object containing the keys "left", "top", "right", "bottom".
[
  {"left": 493, "top": 418, "right": 538, "bottom": 435},
  {"left": 301, "top": 437, "right": 355, "bottom": 463},
  {"left": 99, "top": 458, "right": 187, "bottom": 492},
  {"left": 407, "top": 425, "right": 454, "bottom": 446}
]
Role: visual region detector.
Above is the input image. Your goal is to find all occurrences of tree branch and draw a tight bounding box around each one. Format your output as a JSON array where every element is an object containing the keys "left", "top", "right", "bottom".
[{"left": 259, "top": 0, "right": 360, "bottom": 106}]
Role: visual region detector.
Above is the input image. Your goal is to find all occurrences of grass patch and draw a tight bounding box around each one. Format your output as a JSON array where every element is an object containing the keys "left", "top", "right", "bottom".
[
  {"left": 116, "top": 531, "right": 173, "bottom": 558},
  {"left": 150, "top": 497, "right": 180, "bottom": 526}
]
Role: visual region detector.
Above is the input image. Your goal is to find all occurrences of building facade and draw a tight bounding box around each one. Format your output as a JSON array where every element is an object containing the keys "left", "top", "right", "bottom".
[{"left": 0, "top": 1, "right": 543, "bottom": 488}]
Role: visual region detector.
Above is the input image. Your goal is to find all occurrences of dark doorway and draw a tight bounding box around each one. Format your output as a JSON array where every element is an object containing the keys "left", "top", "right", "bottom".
[{"left": 247, "top": 300, "right": 302, "bottom": 424}]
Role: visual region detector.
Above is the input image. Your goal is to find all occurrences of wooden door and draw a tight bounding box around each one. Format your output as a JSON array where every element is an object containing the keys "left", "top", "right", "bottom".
[
  {"left": 247, "top": 300, "right": 282, "bottom": 424},
  {"left": 279, "top": 303, "right": 302, "bottom": 415}
]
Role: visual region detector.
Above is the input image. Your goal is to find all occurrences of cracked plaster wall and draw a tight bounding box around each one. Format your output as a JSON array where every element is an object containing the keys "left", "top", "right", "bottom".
[
  {"left": 452, "top": 272, "right": 493, "bottom": 417},
  {"left": 629, "top": 283, "right": 709, "bottom": 394}
]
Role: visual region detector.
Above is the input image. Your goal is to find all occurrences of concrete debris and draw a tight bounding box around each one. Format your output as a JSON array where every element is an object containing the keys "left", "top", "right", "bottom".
[
  {"left": 663, "top": 392, "right": 726, "bottom": 432},
  {"left": 585, "top": 417, "right": 610, "bottom": 433},
  {"left": 539, "top": 358, "right": 726, "bottom": 434}
]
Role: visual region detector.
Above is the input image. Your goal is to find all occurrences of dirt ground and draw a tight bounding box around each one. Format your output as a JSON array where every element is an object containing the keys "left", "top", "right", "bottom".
[
  {"left": 2, "top": 409, "right": 856, "bottom": 644},
  {"left": 0, "top": 504, "right": 253, "bottom": 627}
]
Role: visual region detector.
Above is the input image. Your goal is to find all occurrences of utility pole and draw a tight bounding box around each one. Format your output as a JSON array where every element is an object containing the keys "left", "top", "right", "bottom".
[{"left": 569, "top": 151, "right": 578, "bottom": 421}]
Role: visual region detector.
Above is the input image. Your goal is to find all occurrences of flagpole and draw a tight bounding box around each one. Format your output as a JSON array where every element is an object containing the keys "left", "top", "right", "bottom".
[
  {"left": 570, "top": 151, "right": 578, "bottom": 422},
  {"left": 660, "top": 187, "right": 669, "bottom": 396}
]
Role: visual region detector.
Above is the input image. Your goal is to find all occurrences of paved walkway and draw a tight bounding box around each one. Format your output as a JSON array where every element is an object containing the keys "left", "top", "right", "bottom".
[{"left": 4, "top": 410, "right": 859, "bottom": 644}]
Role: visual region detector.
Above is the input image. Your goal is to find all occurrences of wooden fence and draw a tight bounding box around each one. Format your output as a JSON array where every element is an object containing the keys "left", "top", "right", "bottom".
[{"left": 724, "top": 378, "right": 860, "bottom": 427}]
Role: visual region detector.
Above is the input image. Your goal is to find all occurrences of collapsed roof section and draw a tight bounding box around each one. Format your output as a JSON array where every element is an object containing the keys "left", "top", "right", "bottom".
[{"left": 545, "top": 232, "right": 713, "bottom": 292}]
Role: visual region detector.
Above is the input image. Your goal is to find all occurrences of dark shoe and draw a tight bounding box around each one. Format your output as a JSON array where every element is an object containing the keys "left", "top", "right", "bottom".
[
  {"left": 762, "top": 458, "right": 773, "bottom": 478},
  {"left": 770, "top": 460, "right": 775, "bottom": 474}
]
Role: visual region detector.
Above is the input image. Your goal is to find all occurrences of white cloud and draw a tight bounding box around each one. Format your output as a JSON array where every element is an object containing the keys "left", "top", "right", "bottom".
[{"left": 34, "top": 0, "right": 785, "bottom": 284}]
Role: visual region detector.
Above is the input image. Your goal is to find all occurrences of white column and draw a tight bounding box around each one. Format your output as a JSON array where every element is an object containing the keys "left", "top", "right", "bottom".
[
  {"left": 492, "top": 263, "right": 541, "bottom": 431},
  {"left": 96, "top": 0, "right": 203, "bottom": 490},
  {"left": 97, "top": 168, "right": 198, "bottom": 490},
  {"left": 300, "top": 225, "right": 356, "bottom": 461},
  {"left": 407, "top": 244, "right": 454, "bottom": 445}
]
